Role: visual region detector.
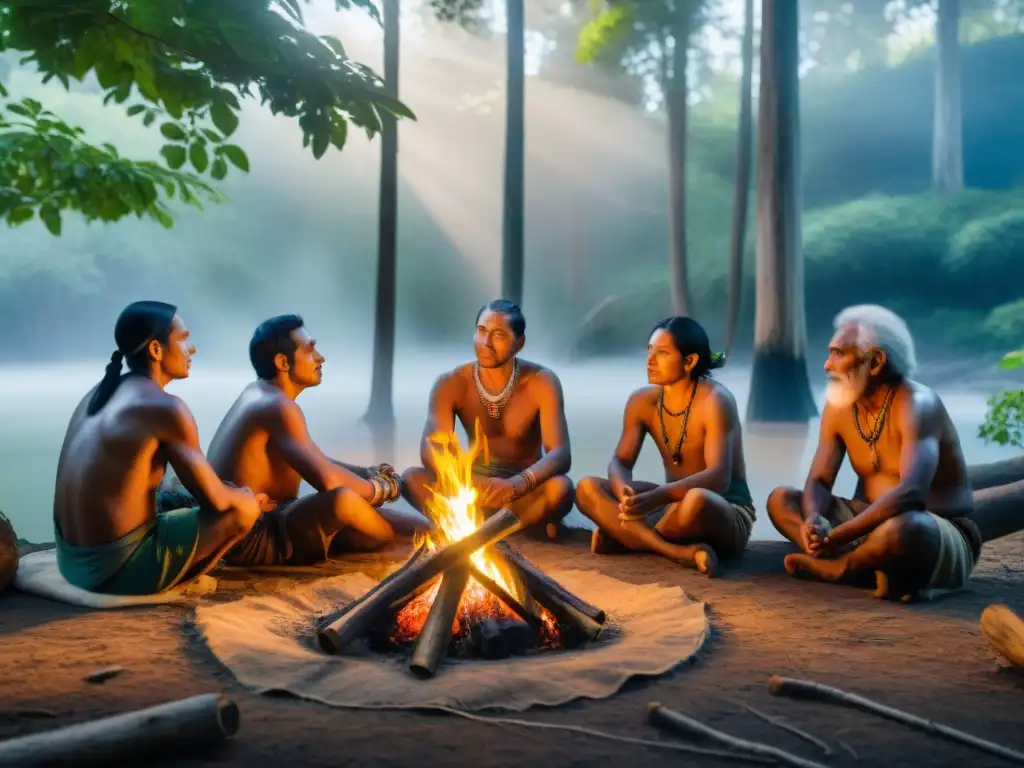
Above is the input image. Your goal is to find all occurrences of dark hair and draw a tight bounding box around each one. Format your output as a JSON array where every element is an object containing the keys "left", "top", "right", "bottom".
[
  {"left": 87, "top": 301, "right": 178, "bottom": 415},
  {"left": 475, "top": 299, "right": 526, "bottom": 338},
  {"left": 249, "top": 314, "right": 305, "bottom": 380},
  {"left": 651, "top": 316, "right": 725, "bottom": 380}
]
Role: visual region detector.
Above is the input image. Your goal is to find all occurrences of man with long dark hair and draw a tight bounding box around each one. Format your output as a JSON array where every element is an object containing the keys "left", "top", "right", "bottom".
[
  {"left": 53, "top": 301, "right": 261, "bottom": 595},
  {"left": 401, "top": 299, "right": 575, "bottom": 540},
  {"left": 206, "top": 315, "right": 428, "bottom": 565},
  {"left": 766, "top": 305, "right": 981, "bottom": 600},
  {"left": 575, "top": 316, "right": 755, "bottom": 577}
]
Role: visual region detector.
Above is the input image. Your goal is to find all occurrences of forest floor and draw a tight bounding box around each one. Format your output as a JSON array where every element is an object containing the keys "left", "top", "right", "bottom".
[{"left": 2, "top": 529, "right": 1024, "bottom": 767}]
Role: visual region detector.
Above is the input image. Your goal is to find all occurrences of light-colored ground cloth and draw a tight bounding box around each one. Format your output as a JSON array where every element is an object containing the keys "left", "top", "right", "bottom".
[
  {"left": 196, "top": 568, "right": 709, "bottom": 712},
  {"left": 14, "top": 549, "right": 216, "bottom": 608}
]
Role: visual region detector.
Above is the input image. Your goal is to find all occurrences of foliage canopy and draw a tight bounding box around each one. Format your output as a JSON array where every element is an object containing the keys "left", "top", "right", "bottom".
[{"left": 0, "top": 0, "right": 415, "bottom": 231}]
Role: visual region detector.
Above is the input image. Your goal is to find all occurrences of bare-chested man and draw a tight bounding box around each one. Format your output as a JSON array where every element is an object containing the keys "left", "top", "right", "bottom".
[
  {"left": 575, "top": 317, "right": 755, "bottom": 577},
  {"left": 53, "top": 301, "right": 261, "bottom": 595},
  {"left": 206, "top": 315, "right": 429, "bottom": 566},
  {"left": 766, "top": 305, "right": 982, "bottom": 601},
  {"left": 401, "top": 299, "right": 574, "bottom": 540}
]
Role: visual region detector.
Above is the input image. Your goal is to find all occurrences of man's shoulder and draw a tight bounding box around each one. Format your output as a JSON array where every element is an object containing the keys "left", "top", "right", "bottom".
[
  {"left": 520, "top": 360, "right": 562, "bottom": 389},
  {"left": 895, "top": 379, "right": 944, "bottom": 423},
  {"left": 704, "top": 379, "right": 738, "bottom": 410},
  {"left": 625, "top": 385, "right": 659, "bottom": 411}
]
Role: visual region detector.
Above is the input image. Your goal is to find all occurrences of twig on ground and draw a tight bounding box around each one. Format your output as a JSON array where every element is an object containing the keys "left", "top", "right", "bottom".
[
  {"left": 728, "top": 699, "right": 832, "bottom": 756},
  {"left": 837, "top": 739, "right": 859, "bottom": 761},
  {"left": 768, "top": 675, "right": 1024, "bottom": 765},
  {"left": 647, "top": 702, "right": 830, "bottom": 768}
]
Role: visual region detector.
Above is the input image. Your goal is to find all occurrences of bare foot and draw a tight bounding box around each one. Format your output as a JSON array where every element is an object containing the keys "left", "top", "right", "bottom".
[
  {"left": 981, "top": 604, "right": 1024, "bottom": 668},
  {"left": 693, "top": 546, "right": 720, "bottom": 579},
  {"left": 591, "top": 529, "right": 629, "bottom": 555},
  {"left": 873, "top": 570, "right": 889, "bottom": 599},
  {"left": 783, "top": 553, "right": 848, "bottom": 583}
]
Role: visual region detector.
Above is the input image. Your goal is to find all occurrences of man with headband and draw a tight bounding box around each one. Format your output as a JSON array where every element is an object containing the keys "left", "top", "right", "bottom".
[
  {"left": 766, "top": 305, "right": 981, "bottom": 601},
  {"left": 53, "top": 301, "right": 262, "bottom": 595},
  {"left": 575, "top": 316, "right": 755, "bottom": 577},
  {"left": 206, "top": 315, "right": 430, "bottom": 565}
]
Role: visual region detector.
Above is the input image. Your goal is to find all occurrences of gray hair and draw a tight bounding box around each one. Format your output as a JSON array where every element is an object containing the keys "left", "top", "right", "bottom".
[{"left": 833, "top": 304, "right": 918, "bottom": 379}]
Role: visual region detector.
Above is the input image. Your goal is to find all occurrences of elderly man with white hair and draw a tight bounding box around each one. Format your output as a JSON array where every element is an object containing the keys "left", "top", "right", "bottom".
[{"left": 766, "top": 304, "right": 982, "bottom": 601}]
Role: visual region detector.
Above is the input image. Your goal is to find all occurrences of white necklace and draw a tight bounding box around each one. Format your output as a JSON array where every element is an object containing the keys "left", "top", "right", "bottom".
[{"left": 474, "top": 359, "right": 519, "bottom": 419}]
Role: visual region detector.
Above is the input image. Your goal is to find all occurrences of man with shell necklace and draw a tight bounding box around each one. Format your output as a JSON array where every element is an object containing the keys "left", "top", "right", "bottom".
[
  {"left": 401, "top": 299, "right": 575, "bottom": 541},
  {"left": 575, "top": 316, "right": 755, "bottom": 578},
  {"left": 766, "top": 305, "right": 982, "bottom": 601}
]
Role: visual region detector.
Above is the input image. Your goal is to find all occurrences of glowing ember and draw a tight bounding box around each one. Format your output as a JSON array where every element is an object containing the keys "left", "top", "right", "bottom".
[{"left": 391, "top": 429, "right": 560, "bottom": 650}]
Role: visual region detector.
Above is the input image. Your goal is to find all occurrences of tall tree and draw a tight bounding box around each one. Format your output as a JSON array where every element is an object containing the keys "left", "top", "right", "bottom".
[
  {"left": 933, "top": 0, "right": 964, "bottom": 191},
  {"left": 745, "top": 0, "right": 817, "bottom": 424},
  {"left": 364, "top": 0, "right": 401, "bottom": 435},
  {"left": 502, "top": 0, "right": 526, "bottom": 305},
  {"left": 578, "top": 1, "right": 705, "bottom": 316},
  {"left": 0, "top": 0, "right": 414, "bottom": 233},
  {"left": 723, "top": 0, "right": 755, "bottom": 356}
]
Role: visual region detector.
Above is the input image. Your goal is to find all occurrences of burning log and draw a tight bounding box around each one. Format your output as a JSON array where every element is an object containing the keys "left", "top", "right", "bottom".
[
  {"left": 470, "top": 618, "right": 533, "bottom": 659},
  {"left": 468, "top": 564, "right": 544, "bottom": 633},
  {"left": 0, "top": 693, "right": 238, "bottom": 767},
  {"left": 316, "top": 543, "right": 430, "bottom": 630},
  {"left": 410, "top": 566, "right": 470, "bottom": 678},
  {"left": 318, "top": 507, "right": 520, "bottom": 654},
  {"left": 497, "top": 542, "right": 606, "bottom": 624}
]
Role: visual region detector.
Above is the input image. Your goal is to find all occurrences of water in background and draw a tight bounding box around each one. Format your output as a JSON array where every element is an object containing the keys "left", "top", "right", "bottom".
[{"left": 0, "top": 354, "right": 1015, "bottom": 543}]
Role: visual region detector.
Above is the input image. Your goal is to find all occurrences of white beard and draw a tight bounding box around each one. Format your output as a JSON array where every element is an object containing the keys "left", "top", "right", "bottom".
[{"left": 825, "top": 366, "right": 869, "bottom": 408}]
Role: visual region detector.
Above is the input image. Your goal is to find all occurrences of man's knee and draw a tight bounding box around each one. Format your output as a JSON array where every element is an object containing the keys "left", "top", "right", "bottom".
[
  {"left": 545, "top": 475, "right": 574, "bottom": 505},
  {"left": 766, "top": 486, "right": 801, "bottom": 523},
  {"left": 331, "top": 486, "right": 395, "bottom": 542},
  {"left": 221, "top": 500, "right": 260, "bottom": 539},
  {"left": 876, "top": 511, "right": 939, "bottom": 557},
  {"left": 400, "top": 466, "right": 433, "bottom": 503},
  {"left": 574, "top": 476, "right": 605, "bottom": 511}
]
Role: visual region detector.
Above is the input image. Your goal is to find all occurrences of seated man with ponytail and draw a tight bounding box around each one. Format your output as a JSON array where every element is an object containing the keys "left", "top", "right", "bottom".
[
  {"left": 205, "top": 314, "right": 430, "bottom": 566},
  {"left": 574, "top": 316, "right": 755, "bottom": 578},
  {"left": 53, "top": 301, "right": 262, "bottom": 596}
]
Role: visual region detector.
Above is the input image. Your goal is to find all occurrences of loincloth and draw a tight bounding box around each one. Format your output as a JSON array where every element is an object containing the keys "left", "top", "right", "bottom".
[
  {"left": 825, "top": 496, "right": 982, "bottom": 597},
  {"left": 224, "top": 499, "right": 296, "bottom": 567},
  {"left": 472, "top": 460, "right": 523, "bottom": 480},
  {"left": 55, "top": 507, "right": 200, "bottom": 596}
]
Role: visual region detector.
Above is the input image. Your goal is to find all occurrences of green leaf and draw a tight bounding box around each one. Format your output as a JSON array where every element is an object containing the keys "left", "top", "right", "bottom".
[
  {"left": 312, "top": 124, "right": 330, "bottom": 160},
  {"left": 201, "top": 128, "right": 223, "bottom": 143},
  {"left": 126, "top": 104, "right": 146, "bottom": 117},
  {"left": 0, "top": 82, "right": 7, "bottom": 98},
  {"left": 189, "top": 141, "right": 209, "bottom": 173},
  {"left": 40, "top": 204, "right": 62, "bottom": 236},
  {"left": 8, "top": 207, "right": 34, "bottom": 226},
  {"left": 1000, "top": 351, "right": 1024, "bottom": 371},
  {"left": 211, "top": 157, "right": 228, "bottom": 180},
  {"left": 160, "top": 122, "right": 188, "bottom": 141},
  {"left": 210, "top": 101, "right": 239, "bottom": 137},
  {"left": 330, "top": 117, "right": 348, "bottom": 151},
  {"left": 160, "top": 144, "right": 187, "bottom": 169},
  {"left": 219, "top": 144, "right": 249, "bottom": 172},
  {"left": 143, "top": 110, "right": 156, "bottom": 127},
  {"left": 154, "top": 207, "right": 174, "bottom": 228}
]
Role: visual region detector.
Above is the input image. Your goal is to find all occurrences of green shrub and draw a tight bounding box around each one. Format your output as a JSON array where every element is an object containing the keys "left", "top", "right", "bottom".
[{"left": 946, "top": 211, "right": 1024, "bottom": 307}]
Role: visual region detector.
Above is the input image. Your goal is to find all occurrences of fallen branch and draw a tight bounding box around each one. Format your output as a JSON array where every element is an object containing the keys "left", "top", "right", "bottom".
[
  {"left": 733, "top": 700, "right": 832, "bottom": 756},
  {"left": 318, "top": 508, "right": 519, "bottom": 654},
  {"left": 647, "top": 702, "right": 829, "bottom": 768},
  {"left": 837, "top": 739, "right": 859, "bottom": 761},
  {"left": 0, "top": 693, "right": 238, "bottom": 767},
  {"left": 768, "top": 675, "right": 1024, "bottom": 765},
  {"left": 496, "top": 542, "right": 606, "bottom": 623}
]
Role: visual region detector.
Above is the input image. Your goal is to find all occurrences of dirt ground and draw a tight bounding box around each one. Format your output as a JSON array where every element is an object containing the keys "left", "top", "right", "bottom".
[{"left": 2, "top": 530, "right": 1023, "bottom": 768}]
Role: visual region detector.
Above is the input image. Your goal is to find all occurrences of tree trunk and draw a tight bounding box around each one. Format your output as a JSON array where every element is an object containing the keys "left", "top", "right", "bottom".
[
  {"left": 969, "top": 455, "right": 1024, "bottom": 490},
  {"left": 973, "top": 479, "right": 1024, "bottom": 543},
  {"left": 666, "top": 4, "right": 691, "bottom": 317},
  {"left": 746, "top": 0, "right": 817, "bottom": 424},
  {"left": 724, "top": 0, "right": 755, "bottom": 356},
  {"left": 364, "top": 0, "right": 400, "bottom": 429},
  {"left": 502, "top": 0, "right": 525, "bottom": 305},
  {"left": 932, "top": 0, "right": 963, "bottom": 192}
]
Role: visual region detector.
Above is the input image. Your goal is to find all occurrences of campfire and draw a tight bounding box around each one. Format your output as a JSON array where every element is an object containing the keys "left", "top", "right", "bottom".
[{"left": 316, "top": 432, "right": 607, "bottom": 677}]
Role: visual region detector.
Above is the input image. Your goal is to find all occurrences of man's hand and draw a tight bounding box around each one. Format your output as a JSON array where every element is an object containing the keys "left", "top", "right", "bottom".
[
  {"left": 232, "top": 486, "right": 261, "bottom": 520},
  {"left": 801, "top": 514, "right": 832, "bottom": 556},
  {"left": 618, "top": 485, "right": 670, "bottom": 521},
  {"left": 477, "top": 477, "right": 518, "bottom": 509},
  {"left": 610, "top": 478, "right": 634, "bottom": 505},
  {"left": 255, "top": 493, "right": 276, "bottom": 513}
]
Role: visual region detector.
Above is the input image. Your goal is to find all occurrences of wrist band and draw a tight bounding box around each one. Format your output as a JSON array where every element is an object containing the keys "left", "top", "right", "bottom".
[{"left": 369, "top": 477, "right": 384, "bottom": 507}]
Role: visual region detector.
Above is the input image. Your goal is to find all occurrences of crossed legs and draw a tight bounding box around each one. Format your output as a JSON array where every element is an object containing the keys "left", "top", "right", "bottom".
[{"left": 574, "top": 477, "right": 752, "bottom": 577}]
